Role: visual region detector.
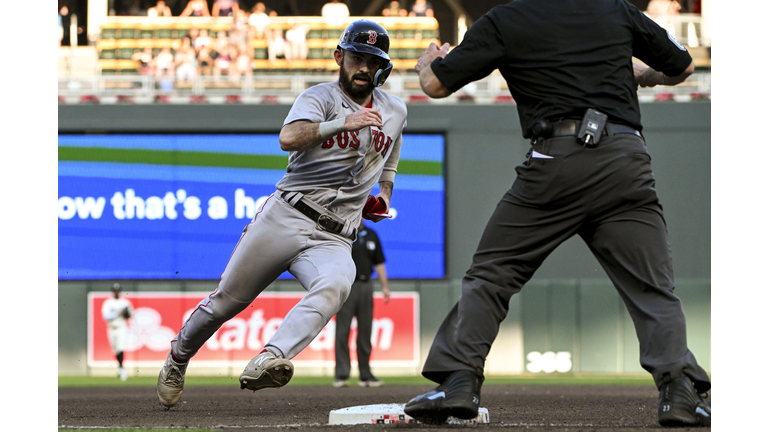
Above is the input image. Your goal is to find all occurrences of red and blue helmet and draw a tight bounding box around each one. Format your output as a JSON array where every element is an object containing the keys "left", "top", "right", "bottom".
[{"left": 337, "top": 20, "right": 393, "bottom": 87}]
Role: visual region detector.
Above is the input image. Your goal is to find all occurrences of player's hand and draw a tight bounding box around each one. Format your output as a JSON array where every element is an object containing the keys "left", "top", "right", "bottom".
[
  {"left": 633, "top": 62, "right": 654, "bottom": 88},
  {"left": 415, "top": 42, "right": 450, "bottom": 73},
  {"left": 345, "top": 108, "right": 383, "bottom": 131},
  {"left": 362, "top": 194, "right": 390, "bottom": 222}
]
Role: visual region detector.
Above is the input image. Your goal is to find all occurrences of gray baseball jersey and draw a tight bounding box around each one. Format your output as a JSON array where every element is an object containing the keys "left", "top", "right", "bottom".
[
  {"left": 276, "top": 81, "right": 407, "bottom": 222},
  {"left": 170, "top": 81, "right": 407, "bottom": 365}
]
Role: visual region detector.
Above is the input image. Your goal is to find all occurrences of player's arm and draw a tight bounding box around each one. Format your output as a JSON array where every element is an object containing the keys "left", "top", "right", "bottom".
[
  {"left": 365, "top": 131, "right": 400, "bottom": 221},
  {"left": 415, "top": 42, "right": 453, "bottom": 98},
  {"left": 377, "top": 181, "right": 393, "bottom": 210},
  {"left": 279, "top": 108, "right": 384, "bottom": 151},
  {"left": 633, "top": 60, "right": 694, "bottom": 88},
  {"left": 374, "top": 262, "right": 391, "bottom": 303}
]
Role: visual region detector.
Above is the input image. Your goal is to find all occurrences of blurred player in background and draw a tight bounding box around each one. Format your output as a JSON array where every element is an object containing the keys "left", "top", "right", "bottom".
[
  {"left": 102, "top": 283, "right": 133, "bottom": 381},
  {"left": 157, "top": 19, "right": 406, "bottom": 409},
  {"left": 334, "top": 220, "right": 391, "bottom": 388}
]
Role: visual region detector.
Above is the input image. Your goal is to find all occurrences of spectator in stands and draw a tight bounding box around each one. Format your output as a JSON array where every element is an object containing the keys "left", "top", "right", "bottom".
[
  {"left": 645, "top": 0, "right": 681, "bottom": 38},
  {"left": 213, "top": 45, "right": 233, "bottom": 80},
  {"left": 249, "top": 2, "right": 274, "bottom": 40},
  {"left": 409, "top": 0, "right": 434, "bottom": 17},
  {"left": 187, "top": 27, "right": 199, "bottom": 46},
  {"left": 214, "top": 30, "right": 231, "bottom": 56},
  {"left": 284, "top": 21, "right": 309, "bottom": 62},
  {"left": 180, "top": 0, "right": 210, "bottom": 17},
  {"left": 382, "top": 1, "right": 408, "bottom": 17},
  {"left": 321, "top": 0, "right": 350, "bottom": 19},
  {"left": 230, "top": 45, "right": 253, "bottom": 80},
  {"left": 212, "top": 0, "right": 240, "bottom": 17},
  {"left": 267, "top": 27, "right": 286, "bottom": 62},
  {"left": 195, "top": 29, "right": 212, "bottom": 51},
  {"left": 646, "top": 0, "right": 681, "bottom": 15},
  {"left": 175, "top": 36, "right": 197, "bottom": 83},
  {"left": 58, "top": 5, "right": 67, "bottom": 46},
  {"left": 230, "top": 9, "right": 250, "bottom": 48},
  {"left": 153, "top": 46, "right": 176, "bottom": 78},
  {"left": 147, "top": 0, "right": 173, "bottom": 17},
  {"left": 124, "top": 0, "right": 148, "bottom": 16},
  {"left": 132, "top": 46, "right": 155, "bottom": 75},
  {"left": 197, "top": 46, "right": 214, "bottom": 75}
]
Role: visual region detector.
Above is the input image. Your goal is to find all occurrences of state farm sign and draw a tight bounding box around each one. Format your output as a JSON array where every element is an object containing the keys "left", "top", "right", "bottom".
[{"left": 88, "top": 292, "right": 419, "bottom": 367}]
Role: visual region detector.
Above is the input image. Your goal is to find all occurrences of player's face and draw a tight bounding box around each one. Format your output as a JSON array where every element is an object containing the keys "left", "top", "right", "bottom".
[{"left": 339, "top": 50, "right": 384, "bottom": 100}]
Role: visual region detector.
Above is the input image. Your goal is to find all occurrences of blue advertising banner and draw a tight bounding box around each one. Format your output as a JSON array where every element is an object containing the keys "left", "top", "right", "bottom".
[{"left": 58, "top": 134, "right": 444, "bottom": 280}]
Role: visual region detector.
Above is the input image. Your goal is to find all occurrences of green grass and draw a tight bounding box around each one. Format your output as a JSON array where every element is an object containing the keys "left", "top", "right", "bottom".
[{"left": 58, "top": 374, "right": 654, "bottom": 388}]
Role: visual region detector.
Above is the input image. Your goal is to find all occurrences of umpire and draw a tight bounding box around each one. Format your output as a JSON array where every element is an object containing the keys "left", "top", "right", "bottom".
[
  {"left": 334, "top": 220, "right": 391, "bottom": 388},
  {"left": 404, "top": 0, "right": 710, "bottom": 428}
]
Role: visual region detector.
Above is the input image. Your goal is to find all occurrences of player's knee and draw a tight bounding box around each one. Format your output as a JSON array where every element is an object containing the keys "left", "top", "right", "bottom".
[
  {"left": 312, "top": 274, "right": 353, "bottom": 308},
  {"left": 205, "top": 292, "right": 250, "bottom": 322}
]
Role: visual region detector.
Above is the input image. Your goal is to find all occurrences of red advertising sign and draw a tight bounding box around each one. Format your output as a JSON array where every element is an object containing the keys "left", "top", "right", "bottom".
[{"left": 88, "top": 292, "right": 419, "bottom": 368}]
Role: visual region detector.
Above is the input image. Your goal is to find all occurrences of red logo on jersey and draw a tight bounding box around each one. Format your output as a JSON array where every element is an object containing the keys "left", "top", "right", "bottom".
[
  {"left": 321, "top": 129, "right": 392, "bottom": 158},
  {"left": 368, "top": 31, "right": 377, "bottom": 44},
  {"left": 322, "top": 131, "right": 360, "bottom": 149},
  {"left": 371, "top": 129, "right": 393, "bottom": 157}
]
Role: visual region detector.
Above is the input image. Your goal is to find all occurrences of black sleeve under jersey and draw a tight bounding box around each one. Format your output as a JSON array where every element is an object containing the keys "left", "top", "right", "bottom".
[
  {"left": 430, "top": 13, "right": 506, "bottom": 93},
  {"left": 628, "top": 6, "right": 692, "bottom": 76}
]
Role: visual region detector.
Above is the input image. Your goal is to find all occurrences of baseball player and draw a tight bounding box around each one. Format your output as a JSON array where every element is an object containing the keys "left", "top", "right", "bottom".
[
  {"left": 403, "top": 0, "right": 710, "bottom": 428},
  {"left": 101, "top": 283, "right": 133, "bottom": 381},
  {"left": 157, "top": 19, "right": 407, "bottom": 409},
  {"left": 333, "top": 219, "right": 390, "bottom": 388}
]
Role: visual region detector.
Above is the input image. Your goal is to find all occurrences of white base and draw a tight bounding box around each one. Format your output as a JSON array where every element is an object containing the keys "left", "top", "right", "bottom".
[{"left": 328, "top": 403, "right": 489, "bottom": 425}]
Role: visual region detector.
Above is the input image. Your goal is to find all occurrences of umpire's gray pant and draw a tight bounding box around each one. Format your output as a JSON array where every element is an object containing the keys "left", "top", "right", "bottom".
[{"left": 421, "top": 132, "right": 711, "bottom": 393}]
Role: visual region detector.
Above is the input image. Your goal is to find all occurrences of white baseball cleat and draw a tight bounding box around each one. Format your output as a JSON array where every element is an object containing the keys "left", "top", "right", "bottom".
[
  {"left": 333, "top": 379, "right": 350, "bottom": 388},
  {"left": 119, "top": 367, "right": 127, "bottom": 381},
  {"left": 358, "top": 378, "right": 384, "bottom": 387},
  {"left": 157, "top": 351, "right": 187, "bottom": 408},
  {"left": 239, "top": 349, "right": 294, "bottom": 392}
]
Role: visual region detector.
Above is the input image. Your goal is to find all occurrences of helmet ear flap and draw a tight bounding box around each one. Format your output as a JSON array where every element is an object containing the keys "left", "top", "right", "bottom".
[{"left": 374, "top": 62, "right": 393, "bottom": 87}]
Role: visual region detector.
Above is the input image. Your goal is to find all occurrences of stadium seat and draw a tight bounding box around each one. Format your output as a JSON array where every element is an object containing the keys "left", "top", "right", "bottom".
[{"left": 225, "top": 95, "right": 243, "bottom": 104}]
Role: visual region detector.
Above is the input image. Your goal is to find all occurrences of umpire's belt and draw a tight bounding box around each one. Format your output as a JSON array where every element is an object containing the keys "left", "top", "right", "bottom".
[
  {"left": 281, "top": 191, "right": 357, "bottom": 240},
  {"left": 551, "top": 119, "right": 642, "bottom": 138}
]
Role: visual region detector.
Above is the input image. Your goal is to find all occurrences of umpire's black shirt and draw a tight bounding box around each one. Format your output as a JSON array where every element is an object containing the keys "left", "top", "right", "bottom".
[
  {"left": 430, "top": 0, "right": 692, "bottom": 138},
  {"left": 351, "top": 226, "right": 385, "bottom": 281}
]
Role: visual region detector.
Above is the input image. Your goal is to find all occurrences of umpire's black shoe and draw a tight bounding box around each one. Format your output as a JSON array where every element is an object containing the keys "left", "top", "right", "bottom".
[
  {"left": 403, "top": 369, "right": 484, "bottom": 425},
  {"left": 658, "top": 375, "right": 711, "bottom": 427}
]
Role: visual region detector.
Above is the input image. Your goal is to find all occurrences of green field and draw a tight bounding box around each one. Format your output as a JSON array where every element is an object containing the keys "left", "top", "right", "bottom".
[{"left": 58, "top": 374, "right": 655, "bottom": 388}]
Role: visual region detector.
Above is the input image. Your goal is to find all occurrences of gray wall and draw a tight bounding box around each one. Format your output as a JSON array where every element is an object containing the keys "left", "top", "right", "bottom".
[{"left": 58, "top": 101, "right": 711, "bottom": 376}]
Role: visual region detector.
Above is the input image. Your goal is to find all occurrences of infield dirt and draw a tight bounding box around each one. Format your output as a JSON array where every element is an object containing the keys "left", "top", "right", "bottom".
[{"left": 58, "top": 383, "right": 710, "bottom": 431}]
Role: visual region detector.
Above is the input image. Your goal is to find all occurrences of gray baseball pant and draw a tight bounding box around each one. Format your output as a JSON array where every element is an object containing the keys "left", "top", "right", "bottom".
[
  {"left": 421, "top": 133, "right": 711, "bottom": 393},
  {"left": 171, "top": 192, "right": 355, "bottom": 362}
]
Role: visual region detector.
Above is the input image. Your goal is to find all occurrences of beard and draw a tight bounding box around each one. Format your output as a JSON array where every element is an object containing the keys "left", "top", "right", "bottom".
[{"left": 339, "top": 58, "right": 375, "bottom": 100}]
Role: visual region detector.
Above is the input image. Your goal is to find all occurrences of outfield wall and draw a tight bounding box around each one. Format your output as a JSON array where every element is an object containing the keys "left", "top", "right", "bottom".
[{"left": 58, "top": 102, "right": 711, "bottom": 378}]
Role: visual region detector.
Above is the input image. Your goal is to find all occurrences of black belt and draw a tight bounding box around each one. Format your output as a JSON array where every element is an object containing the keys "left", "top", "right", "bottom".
[
  {"left": 281, "top": 191, "right": 355, "bottom": 239},
  {"left": 551, "top": 119, "right": 641, "bottom": 138}
]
